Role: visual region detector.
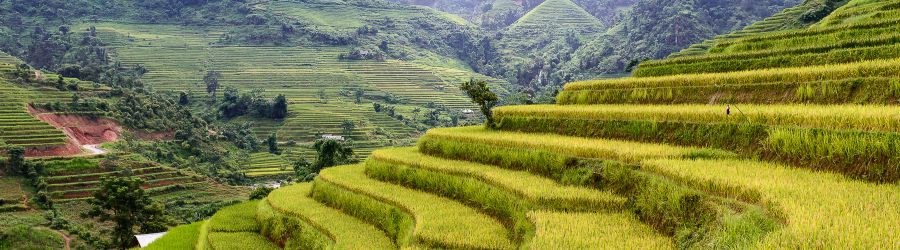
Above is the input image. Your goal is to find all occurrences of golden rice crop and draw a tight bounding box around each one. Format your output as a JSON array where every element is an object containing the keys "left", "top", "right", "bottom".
[
  {"left": 206, "top": 232, "right": 280, "bottom": 250},
  {"left": 424, "top": 126, "right": 734, "bottom": 164},
  {"left": 641, "top": 158, "right": 900, "bottom": 248},
  {"left": 564, "top": 58, "right": 900, "bottom": 91},
  {"left": 207, "top": 200, "right": 261, "bottom": 233},
  {"left": 495, "top": 104, "right": 900, "bottom": 133},
  {"left": 527, "top": 211, "right": 673, "bottom": 249},
  {"left": 370, "top": 147, "right": 624, "bottom": 211},
  {"left": 317, "top": 164, "right": 516, "bottom": 249},
  {"left": 265, "top": 183, "right": 395, "bottom": 249},
  {"left": 144, "top": 221, "right": 204, "bottom": 250}
]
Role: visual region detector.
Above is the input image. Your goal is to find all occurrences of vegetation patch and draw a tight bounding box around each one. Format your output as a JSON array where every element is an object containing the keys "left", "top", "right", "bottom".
[
  {"left": 314, "top": 164, "right": 516, "bottom": 249},
  {"left": 494, "top": 105, "right": 900, "bottom": 182},
  {"left": 643, "top": 158, "right": 900, "bottom": 248},
  {"left": 262, "top": 182, "right": 394, "bottom": 249}
]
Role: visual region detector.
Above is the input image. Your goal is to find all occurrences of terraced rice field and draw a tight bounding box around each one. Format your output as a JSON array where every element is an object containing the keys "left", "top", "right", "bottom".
[
  {"left": 667, "top": 0, "right": 852, "bottom": 58},
  {"left": 77, "top": 21, "right": 508, "bottom": 155},
  {"left": 244, "top": 152, "right": 293, "bottom": 178},
  {"left": 0, "top": 69, "right": 68, "bottom": 149},
  {"left": 641, "top": 1, "right": 900, "bottom": 76},
  {"left": 504, "top": 0, "right": 603, "bottom": 41},
  {"left": 170, "top": 0, "right": 899, "bottom": 248},
  {"left": 36, "top": 159, "right": 205, "bottom": 202}
]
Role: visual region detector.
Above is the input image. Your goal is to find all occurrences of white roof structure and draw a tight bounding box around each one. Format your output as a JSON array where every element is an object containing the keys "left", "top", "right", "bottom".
[
  {"left": 135, "top": 232, "right": 167, "bottom": 247},
  {"left": 321, "top": 134, "right": 345, "bottom": 141}
]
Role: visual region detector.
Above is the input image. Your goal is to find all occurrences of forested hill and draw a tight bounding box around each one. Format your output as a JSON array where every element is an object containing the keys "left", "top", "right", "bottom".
[
  {"left": 386, "top": 0, "right": 804, "bottom": 94},
  {"left": 2, "top": 0, "right": 806, "bottom": 95}
]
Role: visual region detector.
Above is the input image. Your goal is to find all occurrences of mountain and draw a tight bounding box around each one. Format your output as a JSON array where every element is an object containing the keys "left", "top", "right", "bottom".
[
  {"left": 2, "top": 0, "right": 873, "bottom": 248},
  {"left": 164, "top": 0, "right": 900, "bottom": 249}
]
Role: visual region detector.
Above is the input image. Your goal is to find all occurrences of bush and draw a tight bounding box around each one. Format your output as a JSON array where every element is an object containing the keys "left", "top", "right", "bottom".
[{"left": 249, "top": 186, "right": 275, "bottom": 200}]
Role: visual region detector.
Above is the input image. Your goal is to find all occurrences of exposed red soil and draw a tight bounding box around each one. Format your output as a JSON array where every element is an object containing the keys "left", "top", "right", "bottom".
[
  {"left": 25, "top": 143, "right": 82, "bottom": 157},
  {"left": 24, "top": 106, "right": 121, "bottom": 157}
]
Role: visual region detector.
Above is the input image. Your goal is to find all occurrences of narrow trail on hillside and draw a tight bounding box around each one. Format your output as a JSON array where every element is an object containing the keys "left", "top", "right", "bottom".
[
  {"left": 54, "top": 229, "right": 71, "bottom": 250},
  {"left": 82, "top": 144, "right": 106, "bottom": 155}
]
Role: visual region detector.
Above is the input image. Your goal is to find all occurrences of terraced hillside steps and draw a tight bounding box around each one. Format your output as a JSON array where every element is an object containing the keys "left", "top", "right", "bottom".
[
  {"left": 666, "top": 0, "right": 850, "bottom": 58},
  {"left": 368, "top": 147, "right": 624, "bottom": 211},
  {"left": 493, "top": 104, "right": 900, "bottom": 183},
  {"left": 642, "top": 159, "right": 900, "bottom": 248},
  {"left": 560, "top": 59, "right": 900, "bottom": 105},
  {"left": 418, "top": 126, "right": 734, "bottom": 177},
  {"left": 203, "top": 200, "right": 279, "bottom": 250},
  {"left": 505, "top": 0, "right": 603, "bottom": 39},
  {"left": 312, "top": 164, "right": 516, "bottom": 249},
  {"left": 366, "top": 148, "right": 677, "bottom": 248},
  {"left": 527, "top": 211, "right": 673, "bottom": 249},
  {"left": 0, "top": 78, "right": 68, "bottom": 149},
  {"left": 259, "top": 182, "right": 394, "bottom": 249}
]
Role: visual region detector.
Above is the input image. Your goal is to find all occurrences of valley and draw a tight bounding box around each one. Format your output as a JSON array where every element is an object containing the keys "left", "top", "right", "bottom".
[{"left": 2, "top": 0, "right": 898, "bottom": 249}]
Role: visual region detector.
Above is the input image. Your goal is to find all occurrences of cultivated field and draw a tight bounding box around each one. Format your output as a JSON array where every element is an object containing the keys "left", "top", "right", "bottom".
[{"left": 191, "top": 0, "right": 900, "bottom": 248}]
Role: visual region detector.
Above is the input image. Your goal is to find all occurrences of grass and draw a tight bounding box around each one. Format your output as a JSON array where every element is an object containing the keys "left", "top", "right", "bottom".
[
  {"left": 417, "top": 128, "right": 772, "bottom": 248},
  {"left": 205, "top": 232, "right": 279, "bottom": 250},
  {"left": 0, "top": 74, "right": 68, "bottom": 149},
  {"left": 82, "top": 21, "right": 508, "bottom": 154},
  {"left": 557, "top": 77, "right": 900, "bottom": 105},
  {"left": 309, "top": 178, "right": 415, "bottom": 247},
  {"left": 0, "top": 225, "right": 66, "bottom": 250},
  {"left": 505, "top": 0, "right": 603, "bottom": 41},
  {"left": 143, "top": 221, "right": 204, "bottom": 250},
  {"left": 494, "top": 105, "right": 900, "bottom": 182},
  {"left": 495, "top": 104, "right": 900, "bottom": 133},
  {"left": 635, "top": 42, "right": 900, "bottom": 76},
  {"left": 666, "top": 0, "right": 844, "bottom": 58},
  {"left": 262, "top": 182, "right": 394, "bottom": 249},
  {"left": 364, "top": 158, "right": 535, "bottom": 245},
  {"left": 642, "top": 158, "right": 900, "bottom": 248},
  {"left": 421, "top": 126, "right": 732, "bottom": 168},
  {"left": 527, "top": 211, "right": 673, "bottom": 249},
  {"left": 0, "top": 177, "right": 27, "bottom": 205},
  {"left": 369, "top": 147, "right": 624, "bottom": 211},
  {"left": 565, "top": 58, "right": 900, "bottom": 92},
  {"left": 314, "top": 164, "right": 516, "bottom": 249},
  {"left": 207, "top": 200, "right": 261, "bottom": 233},
  {"left": 203, "top": 201, "right": 280, "bottom": 250}
]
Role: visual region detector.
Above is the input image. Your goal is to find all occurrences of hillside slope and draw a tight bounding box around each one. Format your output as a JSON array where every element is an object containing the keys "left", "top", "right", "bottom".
[{"left": 190, "top": 0, "right": 900, "bottom": 249}]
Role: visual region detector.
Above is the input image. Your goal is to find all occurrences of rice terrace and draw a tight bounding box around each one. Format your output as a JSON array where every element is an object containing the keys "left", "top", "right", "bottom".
[{"left": 0, "top": 0, "right": 899, "bottom": 249}]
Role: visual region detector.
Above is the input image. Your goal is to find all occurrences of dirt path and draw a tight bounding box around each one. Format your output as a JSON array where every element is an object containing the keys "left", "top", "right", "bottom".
[
  {"left": 82, "top": 144, "right": 106, "bottom": 155},
  {"left": 57, "top": 230, "right": 72, "bottom": 250}
]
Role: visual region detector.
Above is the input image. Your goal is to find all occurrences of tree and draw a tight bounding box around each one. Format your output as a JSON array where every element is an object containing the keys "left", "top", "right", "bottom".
[
  {"left": 425, "top": 110, "right": 440, "bottom": 126},
  {"left": 178, "top": 91, "right": 190, "bottom": 105},
  {"left": 56, "top": 76, "right": 66, "bottom": 90},
  {"left": 14, "top": 64, "right": 31, "bottom": 82},
  {"left": 219, "top": 87, "right": 249, "bottom": 119},
  {"left": 460, "top": 79, "right": 499, "bottom": 128},
  {"left": 412, "top": 107, "right": 421, "bottom": 122},
  {"left": 312, "top": 139, "right": 354, "bottom": 173},
  {"left": 266, "top": 133, "right": 280, "bottom": 155},
  {"left": 248, "top": 186, "right": 274, "bottom": 200},
  {"left": 318, "top": 89, "right": 327, "bottom": 104},
  {"left": 271, "top": 94, "right": 288, "bottom": 119},
  {"left": 5, "top": 146, "right": 25, "bottom": 175},
  {"left": 354, "top": 89, "right": 365, "bottom": 104},
  {"left": 83, "top": 176, "right": 169, "bottom": 249},
  {"left": 341, "top": 120, "right": 355, "bottom": 136},
  {"left": 372, "top": 102, "right": 382, "bottom": 112},
  {"left": 203, "top": 70, "right": 222, "bottom": 99},
  {"left": 292, "top": 157, "right": 314, "bottom": 181}
]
